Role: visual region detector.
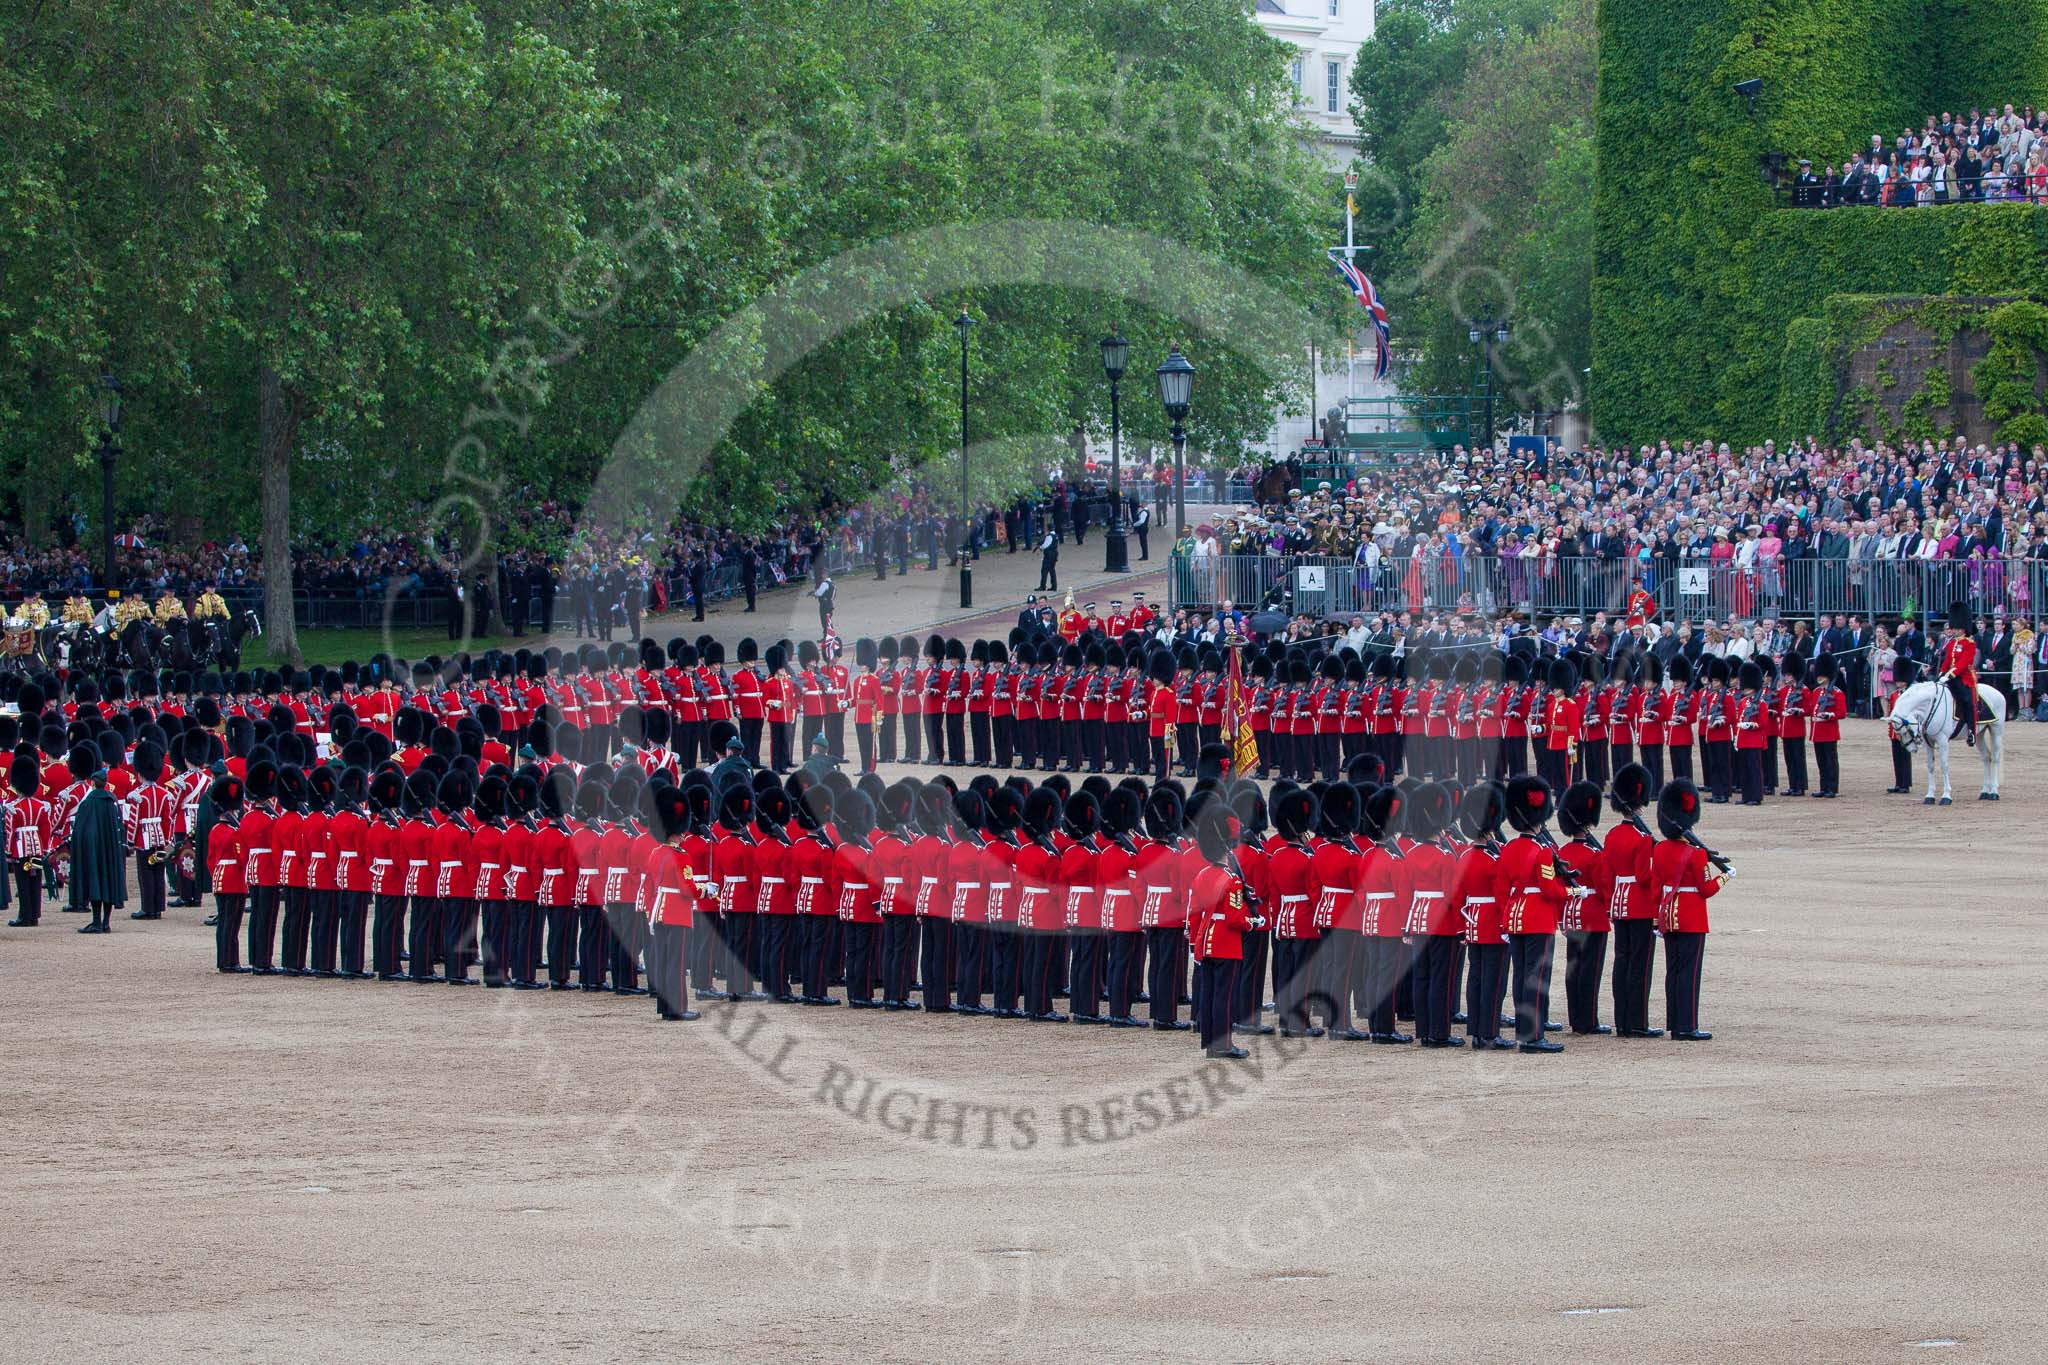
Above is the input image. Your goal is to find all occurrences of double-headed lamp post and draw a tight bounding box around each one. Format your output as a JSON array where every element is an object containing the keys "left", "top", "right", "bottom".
[
  {"left": 1099, "top": 329, "right": 1130, "bottom": 573},
  {"left": 1467, "top": 317, "right": 1510, "bottom": 453},
  {"left": 96, "top": 370, "right": 124, "bottom": 592},
  {"left": 1155, "top": 347, "right": 1194, "bottom": 536},
  {"left": 955, "top": 310, "right": 973, "bottom": 608}
]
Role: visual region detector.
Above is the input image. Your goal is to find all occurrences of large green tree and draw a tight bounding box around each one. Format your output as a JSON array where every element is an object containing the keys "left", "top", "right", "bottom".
[{"left": 3, "top": 0, "right": 1342, "bottom": 658}]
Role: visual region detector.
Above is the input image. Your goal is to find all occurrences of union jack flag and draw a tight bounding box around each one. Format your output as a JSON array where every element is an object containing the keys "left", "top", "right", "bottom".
[{"left": 1334, "top": 256, "right": 1391, "bottom": 380}]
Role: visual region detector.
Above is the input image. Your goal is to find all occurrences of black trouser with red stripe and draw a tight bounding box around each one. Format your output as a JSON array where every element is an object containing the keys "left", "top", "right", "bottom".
[
  {"left": 1509, "top": 933, "right": 1556, "bottom": 1044},
  {"left": 1411, "top": 934, "right": 1458, "bottom": 1043},
  {"left": 844, "top": 920, "right": 879, "bottom": 1002},
  {"left": 133, "top": 851, "right": 167, "bottom": 919},
  {"left": 882, "top": 916, "right": 917, "bottom": 1004},
  {"left": 1021, "top": 932, "right": 1056, "bottom": 1016},
  {"left": 335, "top": 891, "right": 368, "bottom": 976},
  {"left": 919, "top": 917, "right": 953, "bottom": 1010},
  {"left": 1563, "top": 928, "right": 1608, "bottom": 1032},
  {"left": 1663, "top": 931, "right": 1706, "bottom": 1033},
  {"left": 11, "top": 859, "right": 40, "bottom": 926},
  {"left": 407, "top": 893, "right": 440, "bottom": 979},
  {"left": 1196, "top": 958, "right": 1238, "bottom": 1053},
  {"left": 444, "top": 897, "right": 479, "bottom": 981},
  {"left": 280, "top": 885, "right": 312, "bottom": 971},
  {"left": 1610, "top": 918, "right": 1656, "bottom": 1033},
  {"left": 309, "top": 889, "right": 340, "bottom": 973},
  {"left": 247, "top": 885, "right": 280, "bottom": 971},
  {"left": 540, "top": 905, "right": 574, "bottom": 985},
  {"left": 372, "top": 894, "right": 406, "bottom": 976},
  {"left": 214, "top": 892, "right": 245, "bottom": 970},
  {"left": 1464, "top": 943, "right": 1507, "bottom": 1041}
]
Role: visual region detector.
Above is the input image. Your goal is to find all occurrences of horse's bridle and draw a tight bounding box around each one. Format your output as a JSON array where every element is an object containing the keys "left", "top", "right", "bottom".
[{"left": 1894, "top": 683, "right": 1948, "bottom": 753}]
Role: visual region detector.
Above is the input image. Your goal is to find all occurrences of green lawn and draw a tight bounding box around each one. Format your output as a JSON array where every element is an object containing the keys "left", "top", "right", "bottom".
[{"left": 266, "top": 627, "right": 517, "bottom": 670}]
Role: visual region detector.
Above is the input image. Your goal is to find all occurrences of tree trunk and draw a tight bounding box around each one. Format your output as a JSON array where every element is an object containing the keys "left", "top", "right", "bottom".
[{"left": 258, "top": 364, "right": 303, "bottom": 666}]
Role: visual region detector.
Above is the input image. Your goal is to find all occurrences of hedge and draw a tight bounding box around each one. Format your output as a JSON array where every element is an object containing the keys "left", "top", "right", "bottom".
[{"left": 1591, "top": 0, "right": 2048, "bottom": 445}]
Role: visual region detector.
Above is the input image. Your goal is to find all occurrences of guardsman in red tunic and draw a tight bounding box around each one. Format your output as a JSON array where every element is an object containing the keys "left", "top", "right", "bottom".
[
  {"left": 1651, "top": 777, "right": 1729, "bottom": 1039},
  {"left": 1603, "top": 763, "right": 1661, "bottom": 1036},
  {"left": 1399, "top": 783, "right": 1461, "bottom": 1048},
  {"left": 1188, "top": 803, "right": 1260, "bottom": 1059},
  {"left": 1624, "top": 574, "right": 1656, "bottom": 630},
  {"left": 1499, "top": 775, "right": 1567, "bottom": 1052},
  {"left": 6, "top": 754, "right": 54, "bottom": 927},
  {"left": 328, "top": 768, "right": 372, "bottom": 979},
  {"left": 1554, "top": 780, "right": 1612, "bottom": 1036},
  {"left": 731, "top": 637, "right": 766, "bottom": 767},
  {"left": 205, "top": 775, "right": 249, "bottom": 970},
  {"left": 1937, "top": 600, "right": 1980, "bottom": 744},
  {"left": 1096, "top": 787, "right": 1146, "bottom": 1026},
  {"left": 1012, "top": 786, "right": 1066, "bottom": 1021},
  {"left": 433, "top": 770, "right": 479, "bottom": 985},
  {"left": 791, "top": 784, "right": 841, "bottom": 1006},
  {"left": 1145, "top": 649, "right": 1177, "bottom": 781},
  {"left": 1136, "top": 786, "right": 1188, "bottom": 1031},
  {"left": 965, "top": 640, "right": 992, "bottom": 767},
  {"left": 240, "top": 760, "right": 283, "bottom": 973},
  {"left": 851, "top": 638, "right": 882, "bottom": 772},
  {"left": 1263, "top": 787, "right": 1321, "bottom": 1037},
  {"left": 1775, "top": 653, "right": 1809, "bottom": 796},
  {"left": 644, "top": 784, "right": 702, "bottom": 1022},
  {"left": 946, "top": 789, "right": 992, "bottom": 1013},
  {"left": 1733, "top": 660, "right": 1770, "bottom": 805},
  {"left": 871, "top": 782, "right": 918, "bottom": 1009},
  {"left": 834, "top": 787, "right": 884, "bottom": 1007},
  {"left": 1807, "top": 655, "right": 1847, "bottom": 799},
  {"left": 1451, "top": 782, "right": 1510, "bottom": 1049},
  {"left": 711, "top": 783, "right": 761, "bottom": 1000},
  {"left": 1355, "top": 784, "right": 1410, "bottom": 1042},
  {"left": 122, "top": 739, "right": 178, "bottom": 921},
  {"left": 1537, "top": 659, "right": 1578, "bottom": 794},
  {"left": 1700, "top": 656, "right": 1734, "bottom": 802}
]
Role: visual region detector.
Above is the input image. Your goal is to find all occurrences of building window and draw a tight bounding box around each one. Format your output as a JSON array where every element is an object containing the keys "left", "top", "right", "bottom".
[
  {"left": 1327, "top": 60, "right": 1342, "bottom": 113},
  {"left": 1328, "top": 0, "right": 1340, "bottom": 14},
  {"left": 1290, "top": 56, "right": 1303, "bottom": 101}
]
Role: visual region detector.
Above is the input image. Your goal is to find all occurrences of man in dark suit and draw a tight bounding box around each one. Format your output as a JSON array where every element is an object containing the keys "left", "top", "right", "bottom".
[
  {"left": 1844, "top": 615, "right": 1871, "bottom": 716},
  {"left": 1979, "top": 613, "right": 2015, "bottom": 710},
  {"left": 739, "top": 541, "right": 759, "bottom": 612}
]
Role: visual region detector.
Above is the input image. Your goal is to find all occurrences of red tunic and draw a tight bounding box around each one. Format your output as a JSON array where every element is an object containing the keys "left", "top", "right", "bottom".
[
  {"left": 1651, "top": 838, "right": 1718, "bottom": 933},
  {"left": 1187, "top": 865, "right": 1251, "bottom": 961},
  {"left": 1499, "top": 834, "right": 1567, "bottom": 935},
  {"left": 1452, "top": 843, "right": 1503, "bottom": 945},
  {"left": 1554, "top": 834, "right": 1610, "bottom": 933}
]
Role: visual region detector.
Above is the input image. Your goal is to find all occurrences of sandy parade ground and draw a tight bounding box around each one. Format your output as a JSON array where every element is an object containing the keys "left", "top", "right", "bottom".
[{"left": 4, "top": 544, "right": 2042, "bottom": 1364}]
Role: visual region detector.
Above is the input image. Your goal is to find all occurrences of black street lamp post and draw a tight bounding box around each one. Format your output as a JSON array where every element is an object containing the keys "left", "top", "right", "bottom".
[
  {"left": 1467, "top": 317, "right": 1510, "bottom": 453},
  {"left": 95, "top": 370, "right": 123, "bottom": 593},
  {"left": 1099, "top": 329, "right": 1130, "bottom": 574},
  {"left": 955, "top": 310, "right": 973, "bottom": 609},
  {"left": 1155, "top": 347, "right": 1194, "bottom": 536}
]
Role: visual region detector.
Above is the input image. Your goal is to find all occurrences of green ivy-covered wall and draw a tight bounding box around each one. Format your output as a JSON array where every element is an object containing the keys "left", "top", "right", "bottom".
[{"left": 1591, "top": 0, "right": 2048, "bottom": 444}]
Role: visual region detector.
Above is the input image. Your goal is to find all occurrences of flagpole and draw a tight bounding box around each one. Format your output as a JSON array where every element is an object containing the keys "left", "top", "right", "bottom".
[{"left": 1344, "top": 168, "right": 1356, "bottom": 260}]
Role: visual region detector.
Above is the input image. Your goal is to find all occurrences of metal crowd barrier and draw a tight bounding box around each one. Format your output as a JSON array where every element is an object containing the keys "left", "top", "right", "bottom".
[{"left": 1170, "top": 552, "right": 2048, "bottom": 626}]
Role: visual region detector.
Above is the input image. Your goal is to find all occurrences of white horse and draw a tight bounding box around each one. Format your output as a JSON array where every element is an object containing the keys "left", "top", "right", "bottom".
[{"left": 1887, "top": 680, "right": 2006, "bottom": 804}]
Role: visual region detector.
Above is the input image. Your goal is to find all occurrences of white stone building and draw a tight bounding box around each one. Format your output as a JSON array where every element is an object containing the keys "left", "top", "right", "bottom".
[{"left": 1254, "top": 0, "right": 1375, "bottom": 164}]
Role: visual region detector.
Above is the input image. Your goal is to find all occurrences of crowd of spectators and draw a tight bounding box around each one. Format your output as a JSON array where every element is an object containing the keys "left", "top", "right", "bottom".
[
  {"left": 1, "top": 469, "right": 1143, "bottom": 634},
  {"left": 1791, "top": 103, "right": 2048, "bottom": 207},
  {"left": 1185, "top": 433, "right": 2048, "bottom": 634}
]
